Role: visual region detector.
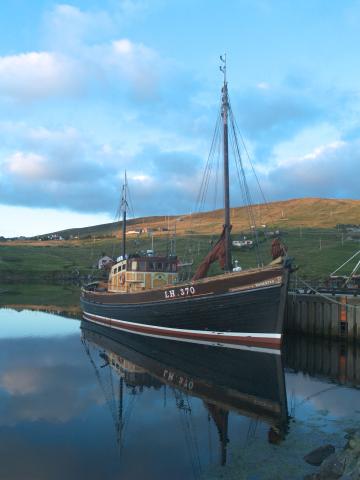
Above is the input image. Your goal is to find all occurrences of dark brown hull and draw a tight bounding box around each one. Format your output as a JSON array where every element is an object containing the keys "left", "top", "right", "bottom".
[{"left": 81, "top": 266, "right": 290, "bottom": 348}]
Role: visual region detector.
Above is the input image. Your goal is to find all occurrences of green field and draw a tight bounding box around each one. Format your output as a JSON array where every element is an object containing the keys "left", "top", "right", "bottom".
[
  {"left": 1, "top": 228, "right": 359, "bottom": 285},
  {"left": 0, "top": 283, "right": 80, "bottom": 307}
]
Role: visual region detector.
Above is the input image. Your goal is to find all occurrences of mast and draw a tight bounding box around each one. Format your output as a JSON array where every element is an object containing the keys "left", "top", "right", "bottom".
[
  {"left": 121, "top": 172, "right": 128, "bottom": 258},
  {"left": 220, "top": 54, "right": 232, "bottom": 271}
]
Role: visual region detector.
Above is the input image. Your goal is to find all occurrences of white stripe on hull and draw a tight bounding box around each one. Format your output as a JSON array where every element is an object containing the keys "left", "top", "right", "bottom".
[
  {"left": 83, "top": 311, "right": 281, "bottom": 339},
  {"left": 83, "top": 314, "right": 280, "bottom": 354}
]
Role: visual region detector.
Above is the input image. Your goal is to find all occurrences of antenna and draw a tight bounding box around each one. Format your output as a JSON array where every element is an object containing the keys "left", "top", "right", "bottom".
[
  {"left": 121, "top": 171, "right": 128, "bottom": 213},
  {"left": 219, "top": 53, "right": 227, "bottom": 84}
]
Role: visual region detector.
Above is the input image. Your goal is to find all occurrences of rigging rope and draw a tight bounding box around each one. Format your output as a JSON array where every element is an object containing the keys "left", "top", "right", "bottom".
[
  {"left": 195, "top": 111, "right": 222, "bottom": 213},
  {"left": 172, "top": 388, "right": 202, "bottom": 478},
  {"left": 229, "top": 104, "right": 263, "bottom": 266},
  {"left": 230, "top": 102, "right": 280, "bottom": 228},
  {"left": 183, "top": 107, "right": 223, "bottom": 277},
  {"left": 186, "top": 84, "right": 287, "bottom": 274}
]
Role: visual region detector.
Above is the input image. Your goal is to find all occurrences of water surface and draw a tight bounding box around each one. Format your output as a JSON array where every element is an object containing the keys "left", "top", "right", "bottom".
[{"left": 0, "top": 307, "right": 359, "bottom": 479}]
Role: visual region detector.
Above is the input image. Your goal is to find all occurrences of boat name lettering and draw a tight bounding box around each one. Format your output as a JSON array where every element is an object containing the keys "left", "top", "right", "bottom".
[
  {"left": 164, "top": 286, "right": 196, "bottom": 299},
  {"left": 164, "top": 289, "right": 176, "bottom": 298},
  {"left": 163, "top": 369, "right": 194, "bottom": 390},
  {"left": 254, "top": 279, "right": 277, "bottom": 287}
]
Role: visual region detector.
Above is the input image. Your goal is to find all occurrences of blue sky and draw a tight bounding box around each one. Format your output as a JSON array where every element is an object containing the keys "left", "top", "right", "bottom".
[{"left": 0, "top": 0, "right": 359, "bottom": 236}]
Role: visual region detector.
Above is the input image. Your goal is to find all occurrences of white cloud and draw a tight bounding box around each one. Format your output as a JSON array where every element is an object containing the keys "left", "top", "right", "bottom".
[
  {"left": 0, "top": 369, "right": 41, "bottom": 395},
  {"left": 256, "top": 82, "right": 270, "bottom": 90},
  {"left": 26, "top": 126, "right": 78, "bottom": 142},
  {"left": 271, "top": 123, "right": 342, "bottom": 169},
  {"left": 44, "top": 4, "right": 161, "bottom": 99},
  {"left": 5, "top": 152, "right": 49, "bottom": 180},
  {"left": 118, "top": 0, "right": 149, "bottom": 16},
  {"left": 263, "top": 137, "right": 360, "bottom": 200},
  {"left": 0, "top": 122, "right": 82, "bottom": 150},
  {"left": 301, "top": 140, "right": 345, "bottom": 161},
  {"left": 0, "top": 40, "right": 161, "bottom": 102},
  {"left": 0, "top": 51, "right": 82, "bottom": 101},
  {"left": 131, "top": 173, "right": 152, "bottom": 183},
  {"left": 0, "top": 0, "right": 170, "bottom": 103},
  {"left": 45, "top": 3, "right": 115, "bottom": 51},
  {"left": 95, "top": 38, "right": 160, "bottom": 99},
  {"left": 113, "top": 38, "right": 133, "bottom": 55}
]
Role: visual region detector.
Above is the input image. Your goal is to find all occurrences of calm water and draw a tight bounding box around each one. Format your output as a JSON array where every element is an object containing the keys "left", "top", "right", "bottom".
[{"left": 1, "top": 307, "right": 360, "bottom": 479}]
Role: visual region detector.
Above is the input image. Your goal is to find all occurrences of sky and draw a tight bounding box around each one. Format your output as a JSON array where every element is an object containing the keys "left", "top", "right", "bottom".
[{"left": 0, "top": 0, "right": 360, "bottom": 237}]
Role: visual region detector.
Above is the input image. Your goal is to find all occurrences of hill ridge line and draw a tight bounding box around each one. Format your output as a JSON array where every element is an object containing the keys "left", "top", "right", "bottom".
[{"left": 31, "top": 197, "right": 360, "bottom": 239}]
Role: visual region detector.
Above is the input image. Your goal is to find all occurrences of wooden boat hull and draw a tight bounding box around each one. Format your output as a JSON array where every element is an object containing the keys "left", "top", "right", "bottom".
[{"left": 81, "top": 266, "right": 289, "bottom": 348}]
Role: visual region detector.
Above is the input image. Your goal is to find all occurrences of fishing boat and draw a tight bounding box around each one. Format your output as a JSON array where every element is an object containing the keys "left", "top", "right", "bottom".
[
  {"left": 81, "top": 320, "right": 288, "bottom": 466},
  {"left": 81, "top": 57, "right": 292, "bottom": 349}
]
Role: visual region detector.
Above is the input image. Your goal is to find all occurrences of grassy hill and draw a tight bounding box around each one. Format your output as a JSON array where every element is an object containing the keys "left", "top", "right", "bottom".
[{"left": 32, "top": 197, "right": 360, "bottom": 240}]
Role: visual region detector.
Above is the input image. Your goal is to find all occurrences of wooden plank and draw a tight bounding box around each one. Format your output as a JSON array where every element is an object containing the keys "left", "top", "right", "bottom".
[
  {"left": 302, "top": 299, "right": 309, "bottom": 335},
  {"left": 352, "top": 298, "right": 360, "bottom": 342},
  {"left": 353, "top": 300, "right": 360, "bottom": 341},
  {"left": 289, "top": 296, "right": 296, "bottom": 332},
  {"left": 347, "top": 303, "right": 355, "bottom": 341},
  {"left": 285, "top": 295, "right": 295, "bottom": 332},
  {"left": 340, "top": 296, "right": 347, "bottom": 322},
  {"left": 315, "top": 301, "right": 324, "bottom": 338},
  {"left": 308, "top": 299, "right": 315, "bottom": 336},
  {"left": 295, "top": 300, "right": 302, "bottom": 333},
  {"left": 330, "top": 303, "right": 340, "bottom": 338},
  {"left": 324, "top": 302, "right": 331, "bottom": 338}
]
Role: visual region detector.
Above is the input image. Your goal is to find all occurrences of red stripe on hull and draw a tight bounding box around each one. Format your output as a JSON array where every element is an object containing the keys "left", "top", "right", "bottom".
[{"left": 83, "top": 313, "right": 281, "bottom": 349}]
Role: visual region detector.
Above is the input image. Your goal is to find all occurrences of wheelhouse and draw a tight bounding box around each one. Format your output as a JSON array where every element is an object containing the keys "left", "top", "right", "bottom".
[{"left": 108, "top": 255, "right": 178, "bottom": 293}]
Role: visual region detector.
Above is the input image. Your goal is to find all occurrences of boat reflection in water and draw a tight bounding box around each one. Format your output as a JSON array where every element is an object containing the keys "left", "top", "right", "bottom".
[{"left": 81, "top": 319, "right": 289, "bottom": 467}]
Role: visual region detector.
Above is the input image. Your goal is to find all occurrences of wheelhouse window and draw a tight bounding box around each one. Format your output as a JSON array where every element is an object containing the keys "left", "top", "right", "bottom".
[
  {"left": 131, "top": 261, "right": 138, "bottom": 271},
  {"left": 145, "top": 259, "right": 177, "bottom": 272}
]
